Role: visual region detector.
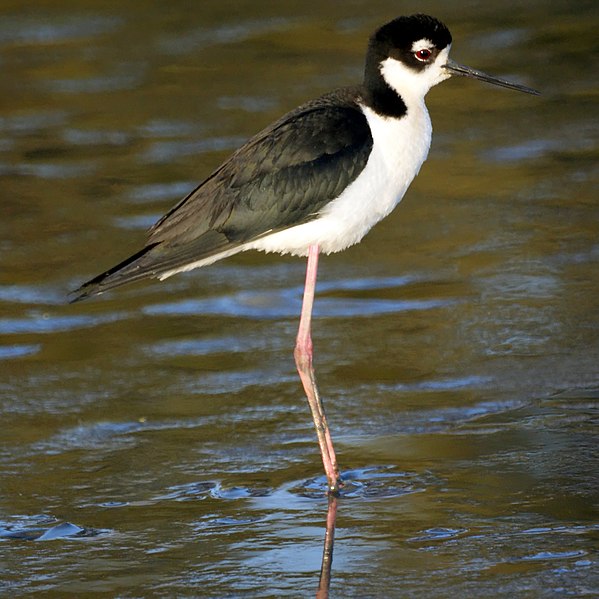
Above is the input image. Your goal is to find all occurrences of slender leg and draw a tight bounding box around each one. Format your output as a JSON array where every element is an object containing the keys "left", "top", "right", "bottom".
[{"left": 294, "top": 244, "right": 341, "bottom": 494}]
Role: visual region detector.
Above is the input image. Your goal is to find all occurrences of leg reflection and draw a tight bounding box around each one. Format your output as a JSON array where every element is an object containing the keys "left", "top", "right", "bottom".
[{"left": 316, "top": 493, "right": 338, "bottom": 598}]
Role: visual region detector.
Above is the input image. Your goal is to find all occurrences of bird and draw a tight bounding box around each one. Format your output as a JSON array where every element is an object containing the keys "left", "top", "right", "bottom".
[{"left": 70, "top": 14, "right": 538, "bottom": 495}]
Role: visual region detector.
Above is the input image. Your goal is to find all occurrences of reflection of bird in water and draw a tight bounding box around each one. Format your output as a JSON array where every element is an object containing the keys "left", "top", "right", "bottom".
[{"left": 71, "top": 14, "right": 538, "bottom": 495}]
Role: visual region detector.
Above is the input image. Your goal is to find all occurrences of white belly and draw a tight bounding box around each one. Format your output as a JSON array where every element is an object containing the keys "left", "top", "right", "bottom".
[{"left": 250, "top": 102, "right": 432, "bottom": 256}]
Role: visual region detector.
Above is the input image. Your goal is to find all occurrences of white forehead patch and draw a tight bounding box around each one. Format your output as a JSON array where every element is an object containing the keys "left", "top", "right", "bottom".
[{"left": 411, "top": 38, "right": 434, "bottom": 52}]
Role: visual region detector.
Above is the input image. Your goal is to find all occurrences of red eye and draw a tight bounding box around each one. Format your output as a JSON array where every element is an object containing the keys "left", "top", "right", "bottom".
[{"left": 415, "top": 49, "right": 432, "bottom": 61}]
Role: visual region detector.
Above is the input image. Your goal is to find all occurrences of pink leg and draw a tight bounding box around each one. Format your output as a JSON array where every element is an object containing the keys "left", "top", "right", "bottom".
[{"left": 294, "top": 244, "right": 341, "bottom": 494}]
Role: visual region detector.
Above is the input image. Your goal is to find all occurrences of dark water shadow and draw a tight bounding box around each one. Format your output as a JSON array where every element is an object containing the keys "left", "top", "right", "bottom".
[{"left": 0, "top": 517, "right": 105, "bottom": 542}]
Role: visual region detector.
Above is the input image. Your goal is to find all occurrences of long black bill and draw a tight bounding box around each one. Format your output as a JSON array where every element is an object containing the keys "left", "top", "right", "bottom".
[{"left": 443, "top": 59, "right": 539, "bottom": 95}]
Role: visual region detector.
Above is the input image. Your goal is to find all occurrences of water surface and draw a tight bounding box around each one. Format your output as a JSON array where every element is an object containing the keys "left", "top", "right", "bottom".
[{"left": 1, "top": 1, "right": 597, "bottom": 596}]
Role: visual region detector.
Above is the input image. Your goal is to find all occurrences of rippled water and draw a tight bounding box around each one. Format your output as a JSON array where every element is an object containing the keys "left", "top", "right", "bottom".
[{"left": 1, "top": 1, "right": 598, "bottom": 596}]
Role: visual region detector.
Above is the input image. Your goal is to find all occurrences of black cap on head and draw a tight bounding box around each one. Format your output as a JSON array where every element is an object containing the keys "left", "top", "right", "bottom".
[{"left": 371, "top": 14, "right": 452, "bottom": 57}]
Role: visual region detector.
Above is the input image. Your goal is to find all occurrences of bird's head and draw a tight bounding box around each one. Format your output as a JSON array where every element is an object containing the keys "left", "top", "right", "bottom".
[{"left": 365, "top": 14, "right": 538, "bottom": 113}]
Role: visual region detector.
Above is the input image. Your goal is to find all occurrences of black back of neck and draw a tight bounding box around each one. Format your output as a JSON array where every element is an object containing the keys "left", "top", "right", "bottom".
[
  {"left": 361, "top": 36, "right": 408, "bottom": 118},
  {"left": 361, "top": 71, "right": 408, "bottom": 119}
]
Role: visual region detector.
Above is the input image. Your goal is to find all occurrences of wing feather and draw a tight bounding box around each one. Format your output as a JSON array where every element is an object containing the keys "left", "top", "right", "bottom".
[{"left": 71, "top": 86, "right": 372, "bottom": 301}]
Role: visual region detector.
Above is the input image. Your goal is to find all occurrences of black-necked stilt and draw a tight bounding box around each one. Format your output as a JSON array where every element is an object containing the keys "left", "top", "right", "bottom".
[{"left": 71, "top": 14, "right": 538, "bottom": 494}]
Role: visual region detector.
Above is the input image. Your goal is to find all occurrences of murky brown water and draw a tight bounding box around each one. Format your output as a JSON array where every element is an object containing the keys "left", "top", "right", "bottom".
[{"left": 1, "top": 1, "right": 597, "bottom": 596}]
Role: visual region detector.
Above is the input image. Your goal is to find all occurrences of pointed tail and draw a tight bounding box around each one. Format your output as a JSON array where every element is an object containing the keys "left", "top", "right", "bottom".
[
  {"left": 68, "top": 244, "right": 162, "bottom": 303},
  {"left": 69, "top": 231, "right": 240, "bottom": 303}
]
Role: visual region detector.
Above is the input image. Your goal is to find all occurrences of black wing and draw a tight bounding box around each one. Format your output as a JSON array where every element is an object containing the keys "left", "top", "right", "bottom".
[{"left": 70, "top": 86, "right": 372, "bottom": 301}]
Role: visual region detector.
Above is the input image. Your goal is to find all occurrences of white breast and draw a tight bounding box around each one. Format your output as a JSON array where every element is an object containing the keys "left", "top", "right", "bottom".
[{"left": 250, "top": 101, "right": 432, "bottom": 257}]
